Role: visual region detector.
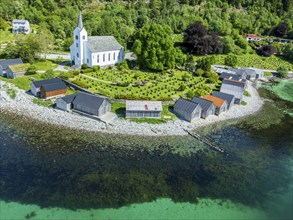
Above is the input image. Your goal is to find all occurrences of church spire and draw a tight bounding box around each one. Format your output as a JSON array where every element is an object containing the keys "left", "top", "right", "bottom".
[{"left": 78, "top": 11, "right": 83, "bottom": 30}]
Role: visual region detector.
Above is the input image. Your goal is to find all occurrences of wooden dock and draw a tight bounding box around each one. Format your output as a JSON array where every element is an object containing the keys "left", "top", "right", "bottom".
[{"left": 184, "top": 129, "right": 226, "bottom": 153}]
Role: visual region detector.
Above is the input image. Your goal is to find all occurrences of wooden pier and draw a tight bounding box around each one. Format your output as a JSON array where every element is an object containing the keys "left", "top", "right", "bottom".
[{"left": 184, "top": 129, "right": 226, "bottom": 153}]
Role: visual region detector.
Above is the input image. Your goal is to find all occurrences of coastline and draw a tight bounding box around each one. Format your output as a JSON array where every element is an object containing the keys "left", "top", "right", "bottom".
[{"left": 0, "top": 80, "right": 264, "bottom": 136}]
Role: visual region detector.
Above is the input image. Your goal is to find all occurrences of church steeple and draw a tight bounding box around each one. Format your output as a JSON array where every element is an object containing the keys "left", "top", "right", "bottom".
[{"left": 78, "top": 11, "right": 83, "bottom": 30}]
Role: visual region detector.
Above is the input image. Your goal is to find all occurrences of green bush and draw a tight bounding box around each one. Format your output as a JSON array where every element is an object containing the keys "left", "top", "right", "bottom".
[
  {"left": 81, "top": 64, "right": 88, "bottom": 69},
  {"left": 93, "top": 66, "right": 100, "bottom": 71},
  {"left": 244, "top": 90, "right": 251, "bottom": 97}
]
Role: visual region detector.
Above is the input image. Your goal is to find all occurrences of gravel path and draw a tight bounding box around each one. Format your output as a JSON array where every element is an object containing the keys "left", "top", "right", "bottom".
[{"left": 0, "top": 81, "right": 263, "bottom": 136}]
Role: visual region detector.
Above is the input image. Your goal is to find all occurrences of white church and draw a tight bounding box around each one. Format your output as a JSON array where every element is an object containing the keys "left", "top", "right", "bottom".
[{"left": 70, "top": 12, "right": 124, "bottom": 67}]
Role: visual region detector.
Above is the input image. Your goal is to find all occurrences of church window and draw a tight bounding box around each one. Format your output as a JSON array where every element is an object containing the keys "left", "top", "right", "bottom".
[
  {"left": 75, "top": 35, "right": 78, "bottom": 40},
  {"left": 103, "top": 54, "right": 105, "bottom": 62},
  {"left": 113, "top": 53, "right": 116, "bottom": 60},
  {"left": 108, "top": 53, "right": 111, "bottom": 61},
  {"left": 76, "top": 43, "right": 78, "bottom": 47},
  {"left": 83, "top": 36, "right": 85, "bottom": 40},
  {"left": 97, "top": 55, "right": 99, "bottom": 63},
  {"left": 77, "top": 53, "right": 79, "bottom": 58}
]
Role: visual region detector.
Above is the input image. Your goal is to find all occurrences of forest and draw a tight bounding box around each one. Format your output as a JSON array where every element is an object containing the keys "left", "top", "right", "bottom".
[{"left": 0, "top": 0, "right": 292, "bottom": 71}]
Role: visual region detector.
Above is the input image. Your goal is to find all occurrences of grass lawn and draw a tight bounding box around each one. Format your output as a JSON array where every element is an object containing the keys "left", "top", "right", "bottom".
[
  {"left": 71, "top": 68, "right": 214, "bottom": 101},
  {"left": 0, "top": 71, "right": 60, "bottom": 90},
  {"left": 128, "top": 118, "right": 168, "bottom": 124},
  {"left": 264, "top": 72, "right": 273, "bottom": 76},
  {"left": 33, "top": 98, "right": 54, "bottom": 108},
  {"left": 195, "top": 54, "right": 293, "bottom": 71},
  {"left": 111, "top": 102, "right": 126, "bottom": 116},
  {"left": 33, "top": 59, "right": 58, "bottom": 71},
  {"left": 0, "top": 74, "right": 43, "bottom": 90}
]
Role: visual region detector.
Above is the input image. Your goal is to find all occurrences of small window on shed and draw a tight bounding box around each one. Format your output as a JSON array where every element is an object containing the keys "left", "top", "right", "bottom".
[
  {"left": 83, "top": 36, "right": 85, "bottom": 40},
  {"left": 103, "top": 54, "right": 105, "bottom": 62},
  {"left": 113, "top": 53, "right": 116, "bottom": 60},
  {"left": 108, "top": 53, "right": 110, "bottom": 61},
  {"left": 97, "top": 55, "right": 99, "bottom": 63},
  {"left": 87, "top": 59, "right": 89, "bottom": 64},
  {"left": 75, "top": 35, "right": 78, "bottom": 40},
  {"left": 77, "top": 53, "right": 79, "bottom": 58},
  {"left": 76, "top": 43, "right": 78, "bottom": 47}
]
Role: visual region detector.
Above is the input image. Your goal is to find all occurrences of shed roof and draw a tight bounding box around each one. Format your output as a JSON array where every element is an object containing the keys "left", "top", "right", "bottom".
[
  {"left": 220, "top": 72, "right": 241, "bottom": 81},
  {"left": 126, "top": 100, "right": 162, "bottom": 111},
  {"left": 192, "top": 97, "right": 215, "bottom": 112},
  {"left": 212, "top": 91, "right": 235, "bottom": 105},
  {"left": 32, "top": 78, "right": 63, "bottom": 88},
  {"left": 12, "top": 19, "right": 29, "bottom": 23},
  {"left": 41, "top": 82, "right": 67, "bottom": 92},
  {"left": 222, "top": 79, "right": 245, "bottom": 89},
  {"left": 8, "top": 63, "right": 30, "bottom": 72},
  {"left": 228, "top": 68, "right": 247, "bottom": 76},
  {"left": 203, "top": 95, "right": 226, "bottom": 108},
  {"left": 72, "top": 92, "right": 106, "bottom": 110},
  {"left": 245, "top": 34, "right": 261, "bottom": 38},
  {"left": 241, "top": 68, "right": 256, "bottom": 76},
  {"left": 60, "top": 94, "right": 77, "bottom": 104},
  {"left": 0, "top": 58, "right": 23, "bottom": 69},
  {"left": 174, "top": 98, "right": 201, "bottom": 114},
  {"left": 86, "top": 36, "right": 123, "bottom": 53},
  {"left": 248, "top": 67, "right": 264, "bottom": 77}
]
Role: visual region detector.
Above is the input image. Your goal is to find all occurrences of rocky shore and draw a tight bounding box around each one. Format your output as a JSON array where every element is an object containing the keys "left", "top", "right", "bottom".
[{"left": 0, "top": 80, "right": 264, "bottom": 136}]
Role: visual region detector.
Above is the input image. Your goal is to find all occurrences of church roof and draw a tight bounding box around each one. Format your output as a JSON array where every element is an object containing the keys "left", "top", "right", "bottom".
[{"left": 86, "top": 36, "right": 123, "bottom": 53}]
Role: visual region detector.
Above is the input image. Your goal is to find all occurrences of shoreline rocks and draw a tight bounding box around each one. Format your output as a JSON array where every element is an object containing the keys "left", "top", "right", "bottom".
[{"left": 0, "top": 80, "right": 264, "bottom": 136}]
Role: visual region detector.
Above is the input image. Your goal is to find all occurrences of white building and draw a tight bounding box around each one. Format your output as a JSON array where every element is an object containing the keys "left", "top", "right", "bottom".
[
  {"left": 12, "top": 19, "right": 30, "bottom": 34},
  {"left": 70, "top": 12, "right": 124, "bottom": 68}
]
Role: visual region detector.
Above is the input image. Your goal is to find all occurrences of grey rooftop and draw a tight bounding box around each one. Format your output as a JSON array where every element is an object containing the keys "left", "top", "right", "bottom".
[
  {"left": 126, "top": 100, "right": 162, "bottom": 111},
  {"left": 32, "top": 78, "right": 63, "bottom": 88},
  {"left": 0, "top": 58, "right": 23, "bottom": 69},
  {"left": 41, "top": 82, "right": 67, "bottom": 92},
  {"left": 222, "top": 79, "right": 245, "bottom": 89},
  {"left": 174, "top": 98, "right": 200, "bottom": 114},
  {"left": 72, "top": 92, "right": 106, "bottom": 110},
  {"left": 192, "top": 97, "right": 214, "bottom": 111},
  {"left": 87, "top": 36, "right": 123, "bottom": 53}
]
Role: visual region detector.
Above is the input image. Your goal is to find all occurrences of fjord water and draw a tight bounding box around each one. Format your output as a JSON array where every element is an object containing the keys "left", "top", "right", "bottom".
[{"left": 0, "top": 80, "right": 292, "bottom": 220}]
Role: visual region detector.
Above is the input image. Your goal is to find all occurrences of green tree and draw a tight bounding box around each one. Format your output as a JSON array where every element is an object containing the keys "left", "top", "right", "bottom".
[
  {"left": 225, "top": 55, "right": 238, "bottom": 67},
  {"left": 133, "top": 23, "right": 177, "bottom": 71},
  {"left": 283, "top": 43, "right": 293, "bottom": 60},
  {"left": 0, "top": 17, "right": 8, "bottom": 30},
  {"left": 36, "top": 28, "right": 55, "bottom": 59},
  {"left": 222, "top": 36, "right": 237, "bottom": 54},
  {"left": 196, "top": 57, "right": 214, "bottom": 72},
  {"left": 186, "top": 90, "right": 195, "bottom": 99},
  {"left": 26, "top": 65, "right": 38, "bottom": 75},
  {"left": 15, "top": 35, "right": 41, "bottom": 63},
  {"left": 276, "top": 66, "right": 288, "bottom": 78}
]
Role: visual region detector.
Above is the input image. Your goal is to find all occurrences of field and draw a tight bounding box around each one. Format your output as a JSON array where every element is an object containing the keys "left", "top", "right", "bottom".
[
  {"left": 69, "top": 68, "right": 217, "bottom": 101},
  {"left": 195, "top": 54, "right": 293, "bottom": 71}
]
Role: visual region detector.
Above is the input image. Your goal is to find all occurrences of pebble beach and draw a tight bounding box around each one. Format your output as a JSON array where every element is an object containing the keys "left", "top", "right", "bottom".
[{"left": 0, "top": 80, "right": 264, "bottom": 136}]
